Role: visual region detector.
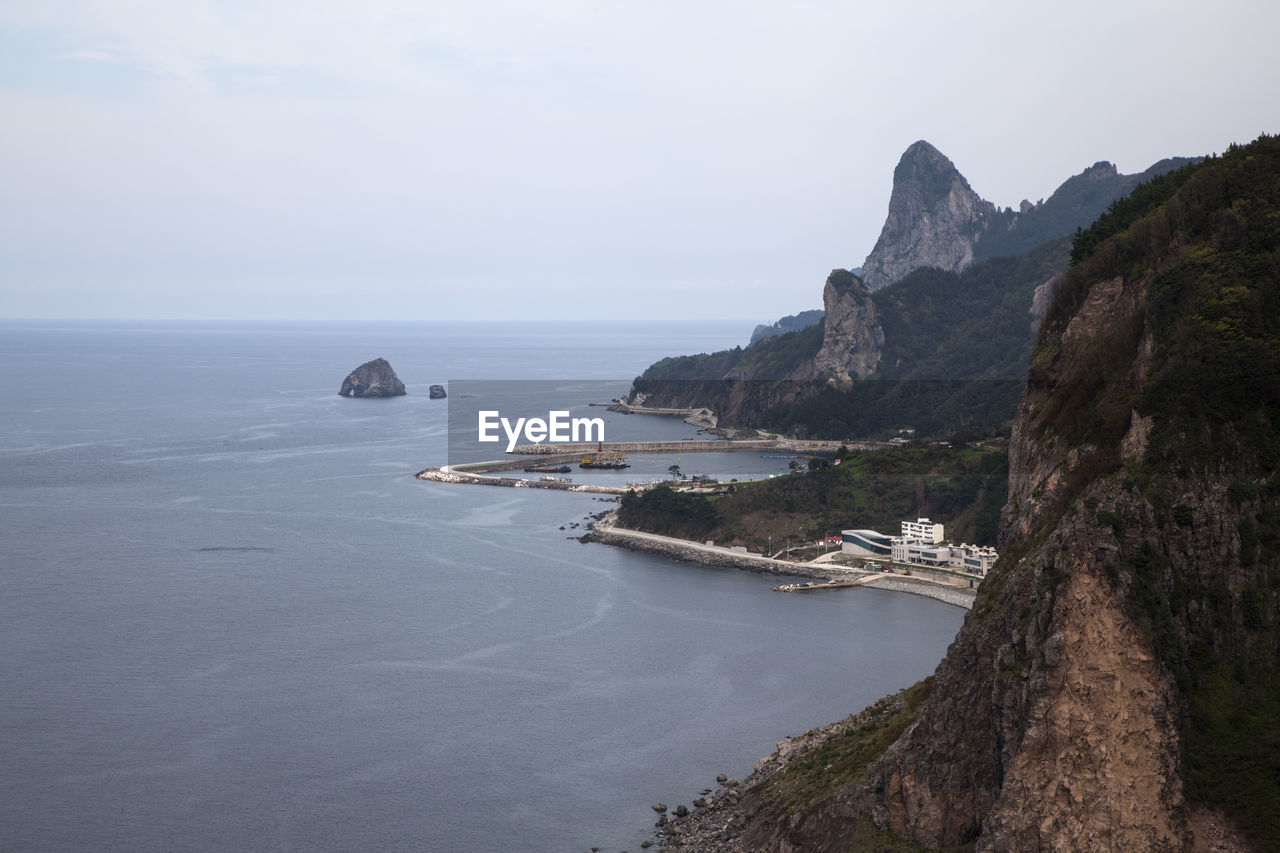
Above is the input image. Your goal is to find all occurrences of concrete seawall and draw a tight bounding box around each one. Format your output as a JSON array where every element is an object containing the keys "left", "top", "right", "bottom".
[
  {"left": 416, "top": 459, "right": 628, "bottom": 494},
  {"left": 509, "top": 439, "right": 782, "bottom": 455},
  {"left": 585, "top": 517, "right": 834, "bottom": 579},
  {"left": 584, "top": 511, "right": 975, "bottom": 609}
]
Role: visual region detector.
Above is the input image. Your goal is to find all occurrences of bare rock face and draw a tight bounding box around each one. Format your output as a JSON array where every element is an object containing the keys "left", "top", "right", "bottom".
[
  {"left": 428, "top": 384, "right": 447, "bottom": 399},
  {"left": 339, "top": 358, "right": 406, "bottom": 398},
  {"left": 860, "top": 140, "right": 998, "bottom": 291},
  {"left": 813, "top": 269, "right": 883, "bottom": 386},
  {"left": 652, "top": 142, "right": 1280, "bottom": 852},
  {"left": 1027, "top": 274, "right": 1061, "bottom": 335}
]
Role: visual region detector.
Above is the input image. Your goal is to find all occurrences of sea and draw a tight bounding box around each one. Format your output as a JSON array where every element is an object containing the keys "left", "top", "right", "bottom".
[{"left": 0, "top": 320, "right": 965, "bottom": 853}]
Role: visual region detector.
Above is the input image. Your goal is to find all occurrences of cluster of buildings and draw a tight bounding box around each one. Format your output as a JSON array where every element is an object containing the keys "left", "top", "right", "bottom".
[{"left": 841, "top": 517, "right": 999, "bottom": 577}]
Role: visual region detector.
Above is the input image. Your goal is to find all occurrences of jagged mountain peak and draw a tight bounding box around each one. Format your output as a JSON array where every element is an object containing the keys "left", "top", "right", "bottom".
[
  {"left": 894, "top": 140, "right": 967, "bottom": 191},
  {"left": 859, "top": 140, "right": 997, "bottom": 291}
]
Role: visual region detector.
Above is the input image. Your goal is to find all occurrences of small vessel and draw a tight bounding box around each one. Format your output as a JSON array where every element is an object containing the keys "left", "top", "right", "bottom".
[
  {"left": 580, "top": 459, "right": 631, "bottom": 469},
  {"left": 524, "top": 464, "right": 572, "bottom": 474},
  {"left": 579, "top": 451, "right": 630, "bottom": 470}
]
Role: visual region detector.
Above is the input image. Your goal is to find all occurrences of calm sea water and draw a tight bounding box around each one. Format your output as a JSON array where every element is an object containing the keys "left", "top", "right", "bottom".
[{"left": 0, "top": 321, "right": 965, "bottom": 853}]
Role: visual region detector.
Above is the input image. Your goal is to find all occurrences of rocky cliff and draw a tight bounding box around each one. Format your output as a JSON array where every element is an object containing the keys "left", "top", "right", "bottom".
[
  {"left": 652, "top": 136, "right": 1280, "bottom": 851},
  {"left": 629, "top": 145, "right": 1196, "bottom": 435},
  {"left": 339, "top": 358, "right": 406, "bottom": 397},
  {"left": 812, "top": 269, "right": 883, "bottom": 386},
  {"left": 860, "top": 142, "right": 1198, "bottom": 293},
  {"left": 859, "top": 140, "right": 999, "bottom": 291}
]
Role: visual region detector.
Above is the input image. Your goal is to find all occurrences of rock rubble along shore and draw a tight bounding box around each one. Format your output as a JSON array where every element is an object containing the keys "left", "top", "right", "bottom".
[{"left": 648, "top": 687, "right": 923, "bottom": 851}]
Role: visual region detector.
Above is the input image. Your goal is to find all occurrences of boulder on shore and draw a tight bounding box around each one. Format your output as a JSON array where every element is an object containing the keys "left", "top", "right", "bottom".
[
  {"left": 339, "top": 358, "right": 406, "bottom": 398},
  {"left": 429, "top": 384, "right": 447, "bottom": 399}
]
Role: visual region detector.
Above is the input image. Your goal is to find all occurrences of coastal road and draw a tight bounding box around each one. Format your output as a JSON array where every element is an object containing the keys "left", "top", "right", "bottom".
[{"left": 594, "top": 515, "right": 867, "bottom": 576}]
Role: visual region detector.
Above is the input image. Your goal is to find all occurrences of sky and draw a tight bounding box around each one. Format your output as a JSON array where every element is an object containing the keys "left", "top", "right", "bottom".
[{"left": 2, "top": 0, "right": 1278, "bottom": 324}]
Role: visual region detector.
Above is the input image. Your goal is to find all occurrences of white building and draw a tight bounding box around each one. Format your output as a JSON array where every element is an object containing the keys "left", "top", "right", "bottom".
[
  {"left": 846, "top": 518, "right": 999, "bottom": 577},
  {"left": 841, "top": 529, "right": 894, "bottom": 557},
  {"left": 891, "top": 540, "right": 952, "bottom": 567},
  {"left": 960, "top": 545, "right": 999, "bottom": 575},
  {"left": 901, "top": 517, "right": 944, "bottom": 544}
]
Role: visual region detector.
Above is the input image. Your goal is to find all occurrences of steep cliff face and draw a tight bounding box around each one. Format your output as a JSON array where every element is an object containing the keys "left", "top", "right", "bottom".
[
  {"left": 858, "top": 138, "right": 1280, "bottom": 850},
  {"left": 813, "top": 269, "right": 883, "bottom": 385},
  {"left": 653, "top": 136, "right": 1280, "bottom": 852},
  {"left": 859, "top": 140, "right": 999, "bottom": 291}
]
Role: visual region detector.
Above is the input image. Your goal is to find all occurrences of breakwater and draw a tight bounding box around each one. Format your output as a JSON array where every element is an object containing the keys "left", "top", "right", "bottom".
[
  {"left": 416, "top": 457, "right": 629, "bottom": 494},
  {"left": 585, "top": 515, "right": 831, "bottom": 578},
  {"left": 508, "top": 439, "right": 781, "bottom": 455}
]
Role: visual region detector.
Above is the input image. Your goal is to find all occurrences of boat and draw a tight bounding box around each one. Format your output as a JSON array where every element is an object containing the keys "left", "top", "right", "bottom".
[
  {"left": 523, "top": 464, "right": 572, "bottom": 474},
  {"left": 580, "top": 459, "right": 630, "bottom": 469},
  {"left": 579, "top": 451, "right": 630, "bottom": 470}
]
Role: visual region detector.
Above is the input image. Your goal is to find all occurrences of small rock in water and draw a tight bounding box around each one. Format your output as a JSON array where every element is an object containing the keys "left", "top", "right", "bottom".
[
  {"left": 674, "top": 804, "right": 689, "bottom": 817},
  {"left": 651, "top": 802, "right": 667, "bottom": 813},
  {"left": 716, "top": 773, "right": 728, "bottom": 784}
]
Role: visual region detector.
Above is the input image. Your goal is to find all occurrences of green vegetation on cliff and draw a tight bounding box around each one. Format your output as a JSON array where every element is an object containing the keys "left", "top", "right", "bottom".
[
  {"left": 750, "top": 309, "right": 824, "bottom": 344},
  {"left": 973, "top": 157, "right": 1198, "bottom": 264},
  {"left": 875, "top": 237, "right": 1068, "bottom": 380},
  {"left": 640, "top": 322, "right": 822, "bottom": 383},
  {"left": 634, "top": 235, "right": 1067, "bottom": 439},
  {"left": 763, "top": 678, "right": 934, "bottom": 816},
  {"left": 617, "top": 443, "right": 1007, "bottom": 549},
  {"left": 1026, "top": 133, "right": 1280, "bottom": 846}
]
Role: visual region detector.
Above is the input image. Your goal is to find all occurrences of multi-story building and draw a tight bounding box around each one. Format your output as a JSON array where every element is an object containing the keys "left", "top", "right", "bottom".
[
  {"left": 900, "top": 517, "right": 944, "bottom": 544},
  {"left": 960, "top": 545, "right": 999, "bottom": 575}
]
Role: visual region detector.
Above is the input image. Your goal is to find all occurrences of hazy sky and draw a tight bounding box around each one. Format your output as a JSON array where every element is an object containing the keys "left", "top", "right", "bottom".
[{"left": 2, "top": 1, "right": 1278, "bottom": 323}]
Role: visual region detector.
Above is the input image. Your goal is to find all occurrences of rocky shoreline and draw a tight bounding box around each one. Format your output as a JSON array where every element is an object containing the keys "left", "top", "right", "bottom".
[{"left": 640, "top": 688, "right": 923, "bottom": 851}]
